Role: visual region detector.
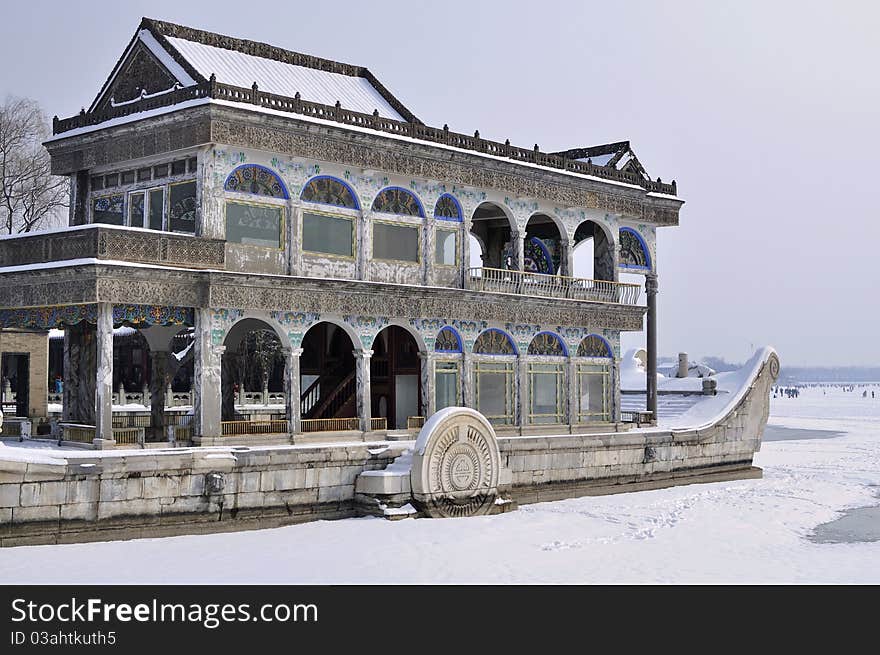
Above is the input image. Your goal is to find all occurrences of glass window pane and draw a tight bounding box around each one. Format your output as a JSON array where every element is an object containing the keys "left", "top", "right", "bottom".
[
  {"left": 226, "top": 201, "right": 283, "bottom": 248},
  {"left": 530, "top": 368, "right": 561, "bottom": 423},
  {"left": 92, "top": 195, "right": 124, "bottom": 225},
  {"left": 137, "top": 168, "right": 152, "bottom": 182},
  {"left": 436, "top": 230, "right": 457, "bottom": 265},
  {"left": 578, "top": 364, "right": 610, "bottom": 422},
  {"left": 168, "top": 181, "right": 196, "bottom": 233},
  {"left": 373, "top": 222, "right": 419, "bottom": 262},
  {"left": 171, "top": 160, "right": 187, "bottom": 175},
  {"left": 148, "top": 188, "right": 164, "bottom": 230},
  {"left": 475, "top": 363, "right": 514, "bottom": 425},
  {"left": 129, "top": 192, "right": 145, "bottom": 228},
  {"left": 121, "top": 170, "right": 135, "bottom": 185},
  {"left": 302, "top": 212, "right": 353, "bottom": 257},
  {"left": 435, "top": 362, "right": 459, "bottom": 411}
]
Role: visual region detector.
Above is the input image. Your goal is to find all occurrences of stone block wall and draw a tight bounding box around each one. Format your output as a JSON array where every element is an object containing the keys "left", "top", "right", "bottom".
[
  {"left": 0, "top": 442, "right": 408, "bottom": 546},
  {"left": 0, "top": 329, "right": 49, "bottom": 418}
]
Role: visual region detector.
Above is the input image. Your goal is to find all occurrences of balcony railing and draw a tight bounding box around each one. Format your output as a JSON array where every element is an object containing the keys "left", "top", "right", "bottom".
[
  {"left": 467, "top": 267, "right": 641, "bottom": 305},
  {"left": 221, "top": 419, "right": 288, "bottom": 436},
  {"left": 0, "top": 225, "right": 225, "bottom": 270},
  {"left": 301, "top": 417, "right": 360, "bottom": 432}
]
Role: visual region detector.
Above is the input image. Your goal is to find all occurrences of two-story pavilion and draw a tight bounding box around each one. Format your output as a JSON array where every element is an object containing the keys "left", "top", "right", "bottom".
[{"left": 0, "top": 18, "right": 682, "bottom": 447}]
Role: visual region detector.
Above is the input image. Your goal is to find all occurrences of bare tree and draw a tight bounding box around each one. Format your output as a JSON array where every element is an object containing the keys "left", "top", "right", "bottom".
[{"left": 0, "top": 96, "right": 69, "bottom": 234}]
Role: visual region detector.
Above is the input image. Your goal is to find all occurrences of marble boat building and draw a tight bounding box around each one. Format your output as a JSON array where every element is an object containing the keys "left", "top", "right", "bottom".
[{"left": 0, "top": 19, "right": 778, "bottom": 542}]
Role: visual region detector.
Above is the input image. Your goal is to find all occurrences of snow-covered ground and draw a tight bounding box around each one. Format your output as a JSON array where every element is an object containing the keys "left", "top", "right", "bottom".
[{"left": 1, "top": 386, "right": 878, "bottom": 584}]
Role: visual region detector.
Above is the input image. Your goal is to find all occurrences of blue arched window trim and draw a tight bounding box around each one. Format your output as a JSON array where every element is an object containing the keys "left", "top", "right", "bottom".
[
  {"left": 619, "top": 227, "right": 652, "bottom": 270},
  {"left": 223, "top": 164, "right": 289, "bottom": 199},
  {"left": 473, "top": 328, "right": 519, "bottom": 355},
  {"left": 579, "top": 333, "right": 613, "bottom": 358},
  {"left": 372, "top": 186, "right": 426, "bottom": 218},
  {"left": 527, "top": 236, "right": 555, "bottom": 275},
  {"left": 434, "top": 193, "right": 463, "bottom": 222},
  {"left": 529, "top": 331, "right": 569, "bottom": 356},
  {"left": 300, "top": 175, "right": 361, "bottom": 211},
  {"left": 434, "top": 326, "right": 463, "bottom": 353}
]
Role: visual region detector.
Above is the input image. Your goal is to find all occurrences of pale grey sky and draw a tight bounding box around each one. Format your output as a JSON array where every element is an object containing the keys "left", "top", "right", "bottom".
[{"left": 2, "top": 0, "right": 878, "bottom": 366}]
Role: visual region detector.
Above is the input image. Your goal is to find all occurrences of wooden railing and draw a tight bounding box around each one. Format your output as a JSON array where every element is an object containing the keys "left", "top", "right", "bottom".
[
  {"left": 112, "top": 427, "right": 143, "bottom": 445},
  {"left": 301, "top": 417, "right": 359, "bottom": 432},
  {"left": 52, "top": 79, "right": 677, "bottom": 196},
  {"left": 221, "top": 419, "right": 288, "bottom": 436},
  {"left": 407, "top": 416, "right": 426, "bottom": 430},
  {"left": 309, "top": 371, "right": 355, "bottom": 421},
  {"left": 370, "top": 417, "right": 387, "bottom": 431},
  {"left": 467, "top": 267, "right": 641, "bottom": 305}
]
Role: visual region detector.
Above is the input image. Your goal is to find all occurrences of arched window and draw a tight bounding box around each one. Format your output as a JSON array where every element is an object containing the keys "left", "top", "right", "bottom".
[
  {"left": 577, "top": 334, "right": 612, "bottom": 358},
  {"left": 224, "top": 165, "right": 288, "bottom": 199},
  {"left": 528, "top": 332, "right": 568, "bottom": 356},
  {"left": 372, "top": 187, "right": 424, "bottom": 217},
  {"left": 434, "top": 327, "right": 462, "bottom": 353},
  {"left": 619, "top": 227, "right": 652, "bottom": 270},
  {"left": 473, "top": 329, "right": 517, "bottom": 355},
  {"left": 523, "top": 236, "right": 555, "bottom": 275},
  {"left": 301, "top": 176, "right": 359, "bottom": 210},
  {"left": 434, "top": 194, "right": 462, "bottom": 222}
]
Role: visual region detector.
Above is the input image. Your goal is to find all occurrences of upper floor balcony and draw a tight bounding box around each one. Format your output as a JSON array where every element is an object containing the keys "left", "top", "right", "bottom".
[{"left": 0, "top": 226, "right": 643, "bottom": 308}]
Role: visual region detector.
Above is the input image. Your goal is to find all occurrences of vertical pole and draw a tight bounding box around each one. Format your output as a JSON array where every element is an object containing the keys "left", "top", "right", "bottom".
[
  {"left": 355, "top": 349, "right": 373, "bottom": 432},
  {"left": 93, "top": 302, "right": 114, "bottom": 447},
  {"left": 646, "top": 273, "right": 658, "bottom": 423},
  {"left": 461, "top": 350, "right": 473, "bottom": 408},
  {"left": 284, "top": 347, "right": 303, "bottom": 436}
]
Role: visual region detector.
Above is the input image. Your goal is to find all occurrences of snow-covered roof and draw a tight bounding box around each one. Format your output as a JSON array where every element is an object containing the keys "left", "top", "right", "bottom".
[
  {"left": 89, "top": 18, "right": 418, "bottom": 123},
  {"left": 556, "top": 141, "right": 651, "bottom": 180},
  {"left": 165, "top": 36, "right": 404, "bottom": 120}
]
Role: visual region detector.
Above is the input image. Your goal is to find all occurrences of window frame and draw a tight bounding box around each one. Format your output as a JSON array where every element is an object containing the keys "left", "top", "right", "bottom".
[
  {"left": 474, "top": 358, "right": 516, "bottom": 426},
  {"left": 575, "top": 360, "right": 612, "bottom": 423},
  {"left": 224, "top": 199, "right": 286, "bottom": 250},
  {"left": 434, "top": 359, "right": 461, "bottom": 411},
  {"left": 371, "top": 218, "right": 421, "bottom": 265},
  {"left": 167, "top": 179, "right": 198, "bottom": 234},
  {"left": 528, "top": 361, "right": 565, "bottom": 424},
  {"left": 300, "top": 209, "right": 356, "bottom": 259},
  {"left": 90, "top": 192, "right": 125, "bottom": 226},
  {"left": 435, "top": 226, "right": 459, "bottom": 267}
]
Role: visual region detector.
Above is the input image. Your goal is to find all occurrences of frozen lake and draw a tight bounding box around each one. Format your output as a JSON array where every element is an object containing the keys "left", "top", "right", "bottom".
[{"left": 0, "top": 385, "right": 878, "bottom": 583}]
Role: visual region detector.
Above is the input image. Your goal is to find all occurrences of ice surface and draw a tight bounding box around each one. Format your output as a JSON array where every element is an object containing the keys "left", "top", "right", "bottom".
[{"left": 1, "top": 384, "right": 877, "bottom": 583}]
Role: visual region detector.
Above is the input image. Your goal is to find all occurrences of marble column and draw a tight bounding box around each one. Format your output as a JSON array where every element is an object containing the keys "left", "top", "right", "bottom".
[
  {"left": 284, "top": 347, "right": 303, "bottom": 434},
  {"left": 561, "top": 237, "right": 574, "bottom": 278},
  {"left": 418, "top": 351, "right": 435, "bottom": 419},
  {"left": 62, "top": 322, "right": 95, "bottom": 424},
  {"left": 149, "top": 350, "right": 169, "bottom": 439},
  {"left": 461, "top": 351, "right": 474, "bottom": 408},
  {"left": 611, "top": 358, "right": 622, "bottom": 423},
  {"left": 516, "top": 353, "right": 528, "bottom": 429},
  {"left": 355, "top": 349, "right": 373, "bottom": 431},
  {"left": 358, "top": 212, "right": 373, "bottom": 281},
  {"left": 646, "top": 273, "right": 658, "bottom": 423},
  {"left": 423, "top": 217, "right": 435, "bottom": 286},
  {"left": 513, "top": 230, "right": 525, "bottom": 273},
  {"left": 193, "top": 308, "right": 223, "bottom": 442},
  {"left": 461, "top": 220, "right": 472, "bottom": 289},
  {"left": 93, "top": 302, "right": 114, "bottom": 447},
  {"left": 567, "top": 357, "right": 578, "bottom": 429}
]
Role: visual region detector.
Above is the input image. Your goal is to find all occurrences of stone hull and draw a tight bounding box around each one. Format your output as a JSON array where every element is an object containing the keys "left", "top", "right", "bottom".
[{"left": 0, "top": 349, "right": 777, "bottom": 546}]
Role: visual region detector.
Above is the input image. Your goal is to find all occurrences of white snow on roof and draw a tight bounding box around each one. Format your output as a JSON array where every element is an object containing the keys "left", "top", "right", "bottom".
[
  {"left": 576, "top": 153, "right": 616, "bottom": 166},
  {"left": 165, "top": 36, "right": 405, "bottom": 120}
]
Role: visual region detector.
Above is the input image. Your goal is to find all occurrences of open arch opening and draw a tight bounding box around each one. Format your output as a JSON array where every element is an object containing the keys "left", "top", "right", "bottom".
[
  {"left": 371, "top": 325, "right": 421, "bottom": 429},
  {"left": 524, "top": 214, "right": 564, "bottom": 275},
  {"left": 221, "top": 318, "right": 286, "bottom": 422},
  {"left": 572, "top": 219, "right": 615, "bottom": 281},
  {"left": 300, "top": 322, "right": 358, "bottom": 425},
  {"left": 470, "top": 202, "right": 515, "bottom": 270}
]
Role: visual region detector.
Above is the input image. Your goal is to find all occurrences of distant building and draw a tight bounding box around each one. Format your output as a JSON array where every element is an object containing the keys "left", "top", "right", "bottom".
[{"left": 0, "top": 18, "right": 682, "bottom": 446}]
